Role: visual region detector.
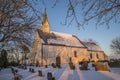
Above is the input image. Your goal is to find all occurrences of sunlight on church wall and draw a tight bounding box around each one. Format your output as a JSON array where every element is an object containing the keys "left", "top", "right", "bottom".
[{"left": 31, "top": 9, "right": 108, "bottom": 66}]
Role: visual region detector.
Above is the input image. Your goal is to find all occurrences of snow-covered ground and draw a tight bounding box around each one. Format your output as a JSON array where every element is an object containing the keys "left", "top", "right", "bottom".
[{"left": 0, "top": 64, "right": 120, "bottom": 80}]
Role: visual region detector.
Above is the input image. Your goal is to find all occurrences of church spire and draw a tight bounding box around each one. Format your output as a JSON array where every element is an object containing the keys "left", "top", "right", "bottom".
[
  {"left": 40, "top": 9, "right": 50, "bottom": 33},
  {"left": 43, "top": 8, "right": 47, "bottom": 22}
]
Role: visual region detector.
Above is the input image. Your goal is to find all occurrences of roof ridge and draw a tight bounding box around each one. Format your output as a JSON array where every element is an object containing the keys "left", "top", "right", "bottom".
[{"left": 51, "top": 31, "right": 72, "bottom": 36}]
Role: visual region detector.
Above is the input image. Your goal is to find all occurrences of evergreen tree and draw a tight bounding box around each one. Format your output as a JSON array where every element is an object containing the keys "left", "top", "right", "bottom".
[{"left": 1, "top": 49, "right": 8, "bottom": 68}]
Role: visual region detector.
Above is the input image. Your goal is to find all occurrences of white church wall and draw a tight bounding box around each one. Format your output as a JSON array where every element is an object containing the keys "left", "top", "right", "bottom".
[
  {"left": 39, "top": 44, "right": 89, "bottom": 65},
  {"left": 89, "top": 51, "right": 105, "bottom": 62}
]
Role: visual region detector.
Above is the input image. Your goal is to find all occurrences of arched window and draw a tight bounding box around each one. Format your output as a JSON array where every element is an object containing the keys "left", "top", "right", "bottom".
[{"left": 74, "top": 51, "right": 77, "bottom": 57}]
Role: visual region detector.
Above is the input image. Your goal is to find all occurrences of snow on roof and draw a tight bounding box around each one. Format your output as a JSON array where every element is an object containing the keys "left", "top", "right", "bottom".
[
  {"left": 82, "top": 41, "right": 102, "bottom": 51},
  {"left": 37, "top": 29, "right": 85, "bottom": 47}
]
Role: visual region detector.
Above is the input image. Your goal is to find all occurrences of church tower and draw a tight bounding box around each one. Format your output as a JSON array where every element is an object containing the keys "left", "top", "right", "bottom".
[{"left": 40, "top": 9, "right": 50, "bottom": 33}]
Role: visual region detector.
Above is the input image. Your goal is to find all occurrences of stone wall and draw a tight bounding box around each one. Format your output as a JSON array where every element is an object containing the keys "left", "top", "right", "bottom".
[
  {"left": 34, "top": 44, "right": 89, "bottom": 66},
  {"left": 89, "top": 51, "right": 106, "bottom": 62}
]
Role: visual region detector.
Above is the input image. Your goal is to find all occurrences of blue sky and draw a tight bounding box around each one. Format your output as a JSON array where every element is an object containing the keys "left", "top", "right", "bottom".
[{"left": 36, "top": 1, "right": 120, "bottom": 56}]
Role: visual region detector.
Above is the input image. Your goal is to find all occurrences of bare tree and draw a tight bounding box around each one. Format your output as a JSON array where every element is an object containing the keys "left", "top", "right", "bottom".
[
  {"left": 52, "top": 0, "right": 120, "bottom": 28},
  {"left": 81, "top": 0, "right": 120, "bottom": 28},
  {"left": 9, "top": 46, "right": 22, "bottom": 64},
  {"left": 7, "top": 54, "right": 15, "bottom": 63},
  {"left": 1, "top": 0, "right": 119, "bottom": 48},
  {"left": 8, "top": 44, "right": 30, "bottom": 64},
  {"left": 0, "top": 0, "right": 41, "bottom": 49},
  {"left": 20, "top": 45, "right": 30, "bottom": 61},
  {"left": 111, "top": 37, "right": 120, "bottom": 54}
]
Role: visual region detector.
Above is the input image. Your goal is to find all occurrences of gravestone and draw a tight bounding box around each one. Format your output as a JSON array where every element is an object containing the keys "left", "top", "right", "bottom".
[
  {"left": 38, "top": 70, "right": 42, "bottom": 76},
  {"left": 31, "top": 68, "right": 35, "bottom": 73},
  {"left": 47, "top": 72, "right": 52, "bottom": 80}
]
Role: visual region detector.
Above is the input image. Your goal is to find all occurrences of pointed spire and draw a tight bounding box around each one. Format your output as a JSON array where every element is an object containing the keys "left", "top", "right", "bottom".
[
  {"left": 40, "top": 8, "right": 50, "bottom": 33},
  {"left": 43, "top": 8, "right": 48, "bottom": 22}
]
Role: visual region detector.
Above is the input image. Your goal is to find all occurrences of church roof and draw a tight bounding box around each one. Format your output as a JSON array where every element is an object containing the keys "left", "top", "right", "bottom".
[
  {"left": 37, "top": 29, "right": 85, "bottom": 48},
  {"left": 82, "top": 41, "right": 102, "bottom": 51}
]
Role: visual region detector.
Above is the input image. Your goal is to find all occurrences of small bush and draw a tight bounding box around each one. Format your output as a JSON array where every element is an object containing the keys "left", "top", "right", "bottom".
[
  {"left": 51, "top": 63, "right": 56, "bottom": 68},
  {"left": 80, "top": 61, "right": 88, "bottom": 70}
]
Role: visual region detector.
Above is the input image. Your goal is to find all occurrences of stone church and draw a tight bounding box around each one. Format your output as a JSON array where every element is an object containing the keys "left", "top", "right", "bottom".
[{"left": 31, "top": 10, "right": 108, "bottom": 66}]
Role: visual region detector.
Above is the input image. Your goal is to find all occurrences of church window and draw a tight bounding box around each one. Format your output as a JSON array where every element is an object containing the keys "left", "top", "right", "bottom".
[{"left": 74, "top": 51, "right": 77, "bottom": 57}]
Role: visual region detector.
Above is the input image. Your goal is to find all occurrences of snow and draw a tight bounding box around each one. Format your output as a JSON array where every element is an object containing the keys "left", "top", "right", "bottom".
[
  {"left": 38, "top": 30, "right": 85, "bottom": 47},
  {"left": 0, "top": 68, "right": 13, "bottom": 80},
  {"left": 110, "top": 68, "right": 120, "bottom": 74},
  {"left": 82, "top": 41, "right": 102, "bottom": 51},
  {"left": 0, "top": 64, "right": 120, "bottom": 80},
  {"left": 47, "top": 31, "right": 85, "bottom": 47}
]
